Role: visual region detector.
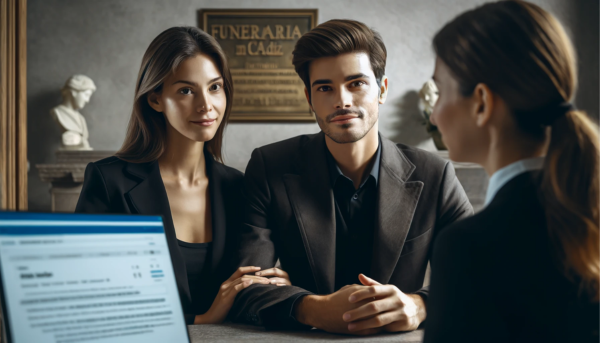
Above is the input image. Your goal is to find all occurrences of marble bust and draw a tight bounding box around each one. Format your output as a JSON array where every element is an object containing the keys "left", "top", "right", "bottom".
[
  {"left": 418, "top": 79, "right": 439, "bottom": 120},
  {"left": 419, "top": 79, "right": 446, "bottom": 150},
  {"left": 50, "top": 75, "right": 96, "bottom": 150}
]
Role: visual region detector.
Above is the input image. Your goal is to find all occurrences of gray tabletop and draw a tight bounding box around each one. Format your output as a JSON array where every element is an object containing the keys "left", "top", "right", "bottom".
[{"left": 188, "top": 324, "right": 424, "bottom": 342}]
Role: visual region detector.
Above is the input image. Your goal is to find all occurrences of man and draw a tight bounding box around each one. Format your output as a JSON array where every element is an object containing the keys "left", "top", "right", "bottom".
[{"left": 230, "top": 19, "right": 472, "bottom": 335}]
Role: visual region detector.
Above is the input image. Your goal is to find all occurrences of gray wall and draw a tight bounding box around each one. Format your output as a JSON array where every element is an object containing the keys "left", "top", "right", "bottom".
[{"left": 27, "top": 0, "right": 597, "bottom": 211}]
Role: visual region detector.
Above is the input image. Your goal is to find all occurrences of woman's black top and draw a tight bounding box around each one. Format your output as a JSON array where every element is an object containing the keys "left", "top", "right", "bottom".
[
  {"left": 178, "top": 240, "right": 214, "bottom": 315},
  {"left": 424, "top": 171, "right": 599, "bottom": 343},
  {"left": 74, "top": 153, "right": 244, "bottom": 324}
]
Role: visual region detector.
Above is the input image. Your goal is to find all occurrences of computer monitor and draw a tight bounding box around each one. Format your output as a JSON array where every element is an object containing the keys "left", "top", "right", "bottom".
[{"left": 0, "top": 212, "right": 190, "bottom": 343}]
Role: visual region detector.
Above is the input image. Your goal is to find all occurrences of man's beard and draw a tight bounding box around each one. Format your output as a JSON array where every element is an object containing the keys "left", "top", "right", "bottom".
[{"left": 316, "top": 108, "right": 378, "bottom": 144}]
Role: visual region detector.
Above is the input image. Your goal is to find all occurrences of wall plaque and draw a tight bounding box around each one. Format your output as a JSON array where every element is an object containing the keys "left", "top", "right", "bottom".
[{"left": 198, "top": 9, "right": 318, "bottom": 122}]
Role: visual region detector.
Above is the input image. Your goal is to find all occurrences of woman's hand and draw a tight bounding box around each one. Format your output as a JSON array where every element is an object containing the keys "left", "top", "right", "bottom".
[
  {"left": 193, "top": 266, "right": 270, "bottom": 324},
  {"left": 255, "top": 267, "right": 292, "bottom": 286}
]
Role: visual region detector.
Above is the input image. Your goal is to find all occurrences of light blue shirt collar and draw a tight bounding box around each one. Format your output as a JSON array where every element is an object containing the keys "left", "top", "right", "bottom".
[{"left": 484, "top": 157, "right": 545, "bottom": 206}]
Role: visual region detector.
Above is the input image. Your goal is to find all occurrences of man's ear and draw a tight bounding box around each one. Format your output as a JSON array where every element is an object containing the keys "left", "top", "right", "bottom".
[
  {"left": 304, "top": 88, "right": 315, "bottom": 113},
  {"left": 147, "top": 92, "right": 164, "bottom": 113},
  {"left": 378, "top": 76, "right": 388, "bottom": 105},
  {"left": 473, "top": 83, "right": 493, "bottom": 128}
]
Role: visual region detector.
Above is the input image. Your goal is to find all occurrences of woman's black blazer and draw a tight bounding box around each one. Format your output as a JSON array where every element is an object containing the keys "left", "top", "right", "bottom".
[
  {"left": 75, "top": 153, "right": 244, "bottom": 324},
  {"left": 424, "top": 171, "right": 599, "bottom": 343}
]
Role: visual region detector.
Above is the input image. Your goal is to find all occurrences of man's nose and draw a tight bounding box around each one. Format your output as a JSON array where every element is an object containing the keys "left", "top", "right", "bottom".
[{"left": 334, "top": 87, "right": 352, "bottom": 109}]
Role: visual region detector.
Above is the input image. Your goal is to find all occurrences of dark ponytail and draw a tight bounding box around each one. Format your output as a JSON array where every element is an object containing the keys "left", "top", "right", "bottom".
[
  {"left": 433, "top": 0, "right": 599, "bottom": 300},
  {"left": 543, "top": 111, "right": 599, "bottom": 299}
]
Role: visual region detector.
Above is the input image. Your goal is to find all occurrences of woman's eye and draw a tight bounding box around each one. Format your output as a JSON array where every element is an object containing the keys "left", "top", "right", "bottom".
[
  {"left": 317, "top": 86, "right": 332, "bottom": 92},
  {"left": 210, "top": 83, "right": 222, "bottom": 91},
  {"left": 179, "top": 88, "right": 193, "bottom": 95}
]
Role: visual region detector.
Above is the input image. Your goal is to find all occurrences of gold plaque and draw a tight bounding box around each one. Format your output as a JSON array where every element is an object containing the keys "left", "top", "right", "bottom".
[{"left": 198, "top": 9, "right": 318, "bottom": 122}]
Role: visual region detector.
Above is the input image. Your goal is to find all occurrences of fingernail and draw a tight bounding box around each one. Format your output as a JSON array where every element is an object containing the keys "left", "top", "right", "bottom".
[
  {"left": 248, "top": 279, "right": 253, "bottom": 285},
  {"left": 343, "top": 313, "right": 351, "bottom": 321},
  {"left": 348, "top": 324, "right": 355, "bottom": 331},
  {"left": 255, "top": 272, "right": 261, "bottom": 275},
  {"left": 349, "top": 296, "right": 355, "bottom": 302}
]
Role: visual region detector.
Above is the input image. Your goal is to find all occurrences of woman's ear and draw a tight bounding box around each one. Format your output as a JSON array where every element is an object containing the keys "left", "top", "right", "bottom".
[
  {"left": 473, "top": 83, "right": 494, "bottom": 128},
  {"left": 147, "top": 92, "right": 164, "bottom": 113}
]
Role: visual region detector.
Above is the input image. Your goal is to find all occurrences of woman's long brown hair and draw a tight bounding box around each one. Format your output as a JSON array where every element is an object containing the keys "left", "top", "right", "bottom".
[
  {"left": 434, "top": 0, "right": 599, "bottom": 301},
  {"left": 116, "top": 26, "right": 233, "bottom": 163}
]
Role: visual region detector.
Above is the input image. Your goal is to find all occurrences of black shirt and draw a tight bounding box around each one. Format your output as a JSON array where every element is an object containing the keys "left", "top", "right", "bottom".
[
  {"left": 178, "top": 240, "right": 213, "bottom": 315},
  {"left": 263, "top": 140, "right": 382, "bottom": 328},
  {"left": 326, "top": 141, "right": 381, "bottom": 289}
]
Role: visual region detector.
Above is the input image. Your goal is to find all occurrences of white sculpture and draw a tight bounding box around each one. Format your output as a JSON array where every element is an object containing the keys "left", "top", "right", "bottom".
[
  {"left": 50, "top": 75, "right": 96, "bottom": 150},
  {"left": 418, "top": 79, "right": 439, "bottom": 120},
  {"left": 418, "top": 79, "right": 446, "bottom": 150}
]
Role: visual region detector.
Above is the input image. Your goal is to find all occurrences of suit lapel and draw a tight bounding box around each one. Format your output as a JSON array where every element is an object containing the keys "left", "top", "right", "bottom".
[
  {"left": 283, "top": 132, "right": 336, "bottom": 294},
  {"left": 124, "top": 161, "right": 175, "bottom": 231},
  {"left": 123, "top": 161, "right": 192, "bottom": 310},
  {"left": 370, "top": 137, "right": 424, "bottom": 284},
  {"left": 205, "top": 153, "right": 226, "bottom": 276}
]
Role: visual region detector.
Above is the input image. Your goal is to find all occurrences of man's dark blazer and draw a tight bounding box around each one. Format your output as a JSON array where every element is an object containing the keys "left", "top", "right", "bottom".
[
  {"left": 229, "top": 132, "right": 473, "bottom": 327},
  {"left": 424, "top": 171, "right": 599, "bottom": 343},
  {"left": 74, "top": 153, "right": 244, "bottom": 324}
]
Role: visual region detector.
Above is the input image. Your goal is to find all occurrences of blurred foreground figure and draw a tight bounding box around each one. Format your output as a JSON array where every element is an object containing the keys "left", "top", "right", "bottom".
[{"left": 425, "top": 1, "right": 599, "bottom": 342}]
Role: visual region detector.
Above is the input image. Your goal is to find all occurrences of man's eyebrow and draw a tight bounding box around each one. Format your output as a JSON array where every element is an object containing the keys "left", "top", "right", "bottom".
[
  {"left": 311, "top": 79, "right": 332, "bottom": 88},
  {"left": 310, "top": 74, "right": 370, "bottom": 88},
  {"left": 345, "top": 73, "right": 369, "bottom": 81}
]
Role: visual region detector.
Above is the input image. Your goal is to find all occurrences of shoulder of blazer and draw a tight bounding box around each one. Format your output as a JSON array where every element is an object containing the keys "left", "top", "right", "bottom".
[
  {"left": 92, "top": 155, "right": 125, "bottom": 167},
  {"left": 212, "top": 159, "right": 244, "bottom": 182},
  {"left": 393, "top": 141, "right": 448, "bottom": 171},
  {"left": 437, "top": 172, "right": 543, "bottom": 248},
  {"left": 87, "top": 156, "right": 128, "bottom": 179},
  {"left": 209, "top": 158, "right": 245, "bottom": 199},
  {"left": 381, "top": 139, "right": 448, "bottom": 184},
  {"left": 89, "top": 156, "right": 155, "bottom": 186},
  {"left": 254, "top": 133, "right": 318, "bottom": 162}
]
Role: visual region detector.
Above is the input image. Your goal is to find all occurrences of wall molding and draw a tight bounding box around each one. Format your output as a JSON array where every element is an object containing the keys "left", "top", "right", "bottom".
[{"left": 0, "top": 0, "right": 27, "bottom": 210}]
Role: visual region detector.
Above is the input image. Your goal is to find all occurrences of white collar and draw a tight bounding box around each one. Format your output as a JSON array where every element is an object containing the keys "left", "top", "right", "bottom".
[{"left": 484, "top": 157, "right": 545, "bottom": 206}]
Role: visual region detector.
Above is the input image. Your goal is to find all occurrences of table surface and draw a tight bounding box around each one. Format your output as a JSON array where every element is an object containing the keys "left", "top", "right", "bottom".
[{"left": 187, "top": 324, "right": 424, "bottom": 342}]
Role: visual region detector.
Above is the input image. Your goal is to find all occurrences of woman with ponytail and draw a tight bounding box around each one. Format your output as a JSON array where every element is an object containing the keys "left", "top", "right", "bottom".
[{"left": 424, "top": 1, "right": 599, "bottom": 342}]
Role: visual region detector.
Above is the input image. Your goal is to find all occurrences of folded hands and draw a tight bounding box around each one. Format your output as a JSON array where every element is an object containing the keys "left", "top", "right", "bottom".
[{"left": 294, "top": 273, "right": 426, "bottom": 335}]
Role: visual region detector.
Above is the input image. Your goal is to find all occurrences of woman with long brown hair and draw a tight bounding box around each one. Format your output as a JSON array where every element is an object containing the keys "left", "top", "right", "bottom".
[
  {"left": 424, "top": 1, "right": 599, "bottom": 342},
  {"left": 75, "top": 26, "right": 290, "bottom": 325}
]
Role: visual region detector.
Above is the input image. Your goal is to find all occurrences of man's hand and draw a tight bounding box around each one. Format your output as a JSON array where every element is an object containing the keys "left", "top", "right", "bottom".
[
  {"left": 294, "top": 285, "right": 382, "bottom": 335},
  {"left": 342, "top": 274, "right": 426, "bottom": 333}
]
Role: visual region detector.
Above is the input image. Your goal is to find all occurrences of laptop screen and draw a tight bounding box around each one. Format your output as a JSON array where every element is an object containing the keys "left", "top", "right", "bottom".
[{"left": 0, "top": 212, "right": 190, "bottom": 343}]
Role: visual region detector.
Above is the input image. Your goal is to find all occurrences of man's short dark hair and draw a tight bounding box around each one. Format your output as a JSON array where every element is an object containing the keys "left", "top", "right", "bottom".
[{"left": 292, "top": 19, "right": 387, "bottom": 100}]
